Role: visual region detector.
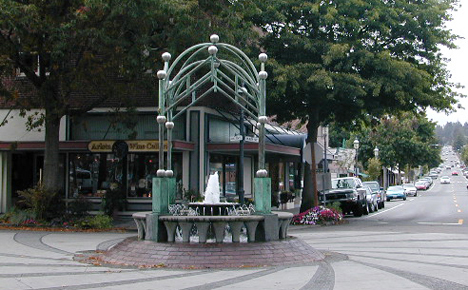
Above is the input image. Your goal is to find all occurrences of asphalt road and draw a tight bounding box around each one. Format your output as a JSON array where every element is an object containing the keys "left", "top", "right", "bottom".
[{"left": 2, "top": 166, "right": 468, "bottom": 289}]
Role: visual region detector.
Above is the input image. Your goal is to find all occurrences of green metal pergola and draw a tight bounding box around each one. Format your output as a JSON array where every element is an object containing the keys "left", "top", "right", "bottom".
[
  {"left": 149, "top": 35, "right": 273, "bottom": 241},
  {"left": 156, "top": 34, "right": 269, "bottom": 179}
]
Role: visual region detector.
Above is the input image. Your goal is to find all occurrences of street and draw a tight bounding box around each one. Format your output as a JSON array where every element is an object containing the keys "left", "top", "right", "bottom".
[{"left": 2, "top": 169, "right": 468, "bottom": 289}]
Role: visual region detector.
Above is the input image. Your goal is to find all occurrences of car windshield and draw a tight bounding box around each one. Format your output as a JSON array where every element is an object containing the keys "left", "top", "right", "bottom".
[
  {"left": 364, "top": 183, "right": 379, "bottom": 190},
  {"left": 387, "top": 186, "right": 402, "bottom": 192},
  {"left": 403, "top": 184, "right": 414, "bottom": 188},
  {"left": 332, "top": 178, "right": 356, "bottom": 189}
]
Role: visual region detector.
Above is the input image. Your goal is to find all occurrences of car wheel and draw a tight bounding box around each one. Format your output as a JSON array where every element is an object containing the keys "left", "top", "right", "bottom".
[
  {"left": 386, "top": 198, "right": 390, "bottom": 202},
  {"left": 363, "top": 202, "right": 369, "bottom": 215},
  {"left": 374, "top": 202, "right": 379, "bottom": 211},
  {"left": 403, "top": 196, "right": 407, "bottom": 201},
  {"left": 353, "top": 204, "right": 363, "bottom": 217},
  {"left": 414, "top": 192, "right": 417, "bottom": 196}
]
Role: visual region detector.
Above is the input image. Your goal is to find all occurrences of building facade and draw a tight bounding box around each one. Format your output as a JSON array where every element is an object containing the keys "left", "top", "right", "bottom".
[{"left": 0, "top": 106, "right": 305, "bottom": 215}]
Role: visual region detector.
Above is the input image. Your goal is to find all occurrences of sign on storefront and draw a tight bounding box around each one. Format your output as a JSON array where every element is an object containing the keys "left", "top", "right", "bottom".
[{"left": 88, "top": 140, "right": 168, "bottom": 152}]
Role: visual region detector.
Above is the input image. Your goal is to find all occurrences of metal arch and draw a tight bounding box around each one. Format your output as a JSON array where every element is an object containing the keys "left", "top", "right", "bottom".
[{"left": 156, "top": 35, "right": 268, "bottom": 178}]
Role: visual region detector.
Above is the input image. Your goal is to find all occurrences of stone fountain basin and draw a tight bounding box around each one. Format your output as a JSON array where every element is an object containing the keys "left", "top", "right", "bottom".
[
  {"left": 187, "top": 202, "right": 240, "bottom": 216},
  {"left": 132, "top": 211, "right": 293, "bottom": 243}
]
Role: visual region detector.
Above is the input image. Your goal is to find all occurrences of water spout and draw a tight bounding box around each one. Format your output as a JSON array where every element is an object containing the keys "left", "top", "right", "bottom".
[{"left": 203, "top": 172, "right": 220, "bottom": 204}]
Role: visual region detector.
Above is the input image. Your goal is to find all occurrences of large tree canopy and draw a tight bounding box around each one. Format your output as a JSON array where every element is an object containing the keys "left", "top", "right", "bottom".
[
  {"left": 254, "top": 0, "right": 461, "bottom": 211},
  {"left": 0, "top": 0, "right": 260, "bottom": 192}
]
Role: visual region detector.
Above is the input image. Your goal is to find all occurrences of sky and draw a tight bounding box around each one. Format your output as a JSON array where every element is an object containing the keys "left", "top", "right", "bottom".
[{"left": 426, "top": 0, "right": 468, "bottom": 126}]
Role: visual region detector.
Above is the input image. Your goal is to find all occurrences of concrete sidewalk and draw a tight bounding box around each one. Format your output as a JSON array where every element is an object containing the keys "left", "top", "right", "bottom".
[{"left": 2, "top": 225, "right": 468, "bottom": 290}]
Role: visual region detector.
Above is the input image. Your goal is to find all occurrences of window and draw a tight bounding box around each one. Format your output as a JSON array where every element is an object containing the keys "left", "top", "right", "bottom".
[
  {"left": 69, "top": 152, "right": 183, "bottom": 199},
  {"left": 69, "top": 153, "right": 120, "bottom": 198}
]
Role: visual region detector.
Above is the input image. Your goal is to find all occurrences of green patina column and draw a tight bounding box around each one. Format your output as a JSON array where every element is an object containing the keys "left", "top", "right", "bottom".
[
  {"left": 254, "top": 177, "right": 271, "bottom": 214},
  {"left": 146, "top": 177, "right": 172, "bottom": 241}
]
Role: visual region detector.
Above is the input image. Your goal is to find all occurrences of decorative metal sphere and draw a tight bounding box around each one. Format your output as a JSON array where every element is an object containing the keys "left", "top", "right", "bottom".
[
  {"left": 165, "top": 170, "right": 174, "bottom": 177},
  {"left": 210, "top": 34, "right": 220, "bottom": 43},
  {"left": 165, "top": 121, "right": 175, "bottom": 130},
  {"left": 258, "top": 116, "right": 268, "bottom": 124},
  {"left": 208, "top": 45, "right": 218, "bottom": 55},
  {"left": 256, "top": 169, "right": 268, "bottom": 178},
  {"left": 239, "top": 87, "right": 248, "bottom": 94},
  {"left": 157, "top": 115, "right": 167, "bottom": 124},
  {"left": 157, "top": 169, "right": 166, "bottom": 177},
  {"left": 162, "top": 52, "right": 171, "bottom": 62},
  {"left": 353, "top": 138, "right": 360, "bottom": 149},
  {"left": 157, "top": 70, "right": 166, "bottom": 79},
  {"left": 259, "top": 70, "right": 268, "bottom": 79},
  {"left": 259, "top": 53, "right": 268, "bottom": 62}
]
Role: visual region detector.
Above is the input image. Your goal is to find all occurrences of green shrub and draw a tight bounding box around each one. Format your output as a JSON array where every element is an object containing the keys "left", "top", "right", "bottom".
[
  {"left": 73, "top": 214, "right": 113, "bottom": 229},
  {"left": 68, "top": 197, "right": 92, "bottom": 218},
  {"left": 8, "top": 209, "right": 36, "bottom": 226},
  {"left": 89, "top": 214, "right": 113, "bottom": 229},
  {"left": 101, "top": 188, "right": 126, "bottom": 216},
  {"left": 328, "top": 201, "right": 343, "bottom": 214},
  {"left": 17, "top": 185, "right": 63, "bottom": 221}
]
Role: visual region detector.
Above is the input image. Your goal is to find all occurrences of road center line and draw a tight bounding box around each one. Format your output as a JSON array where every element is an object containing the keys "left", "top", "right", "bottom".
[{"left": 363, "top": 203, "right": 405, "bottom": 219}]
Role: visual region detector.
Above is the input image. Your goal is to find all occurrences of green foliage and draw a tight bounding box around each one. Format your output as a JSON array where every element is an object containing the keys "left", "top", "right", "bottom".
[
  {"left": 328, "top": 202, "right": 343, "bottom": 215},
  {"left": 16, "top": 185, "right": 63, "bottom": 221},
  {"left": 88, "top": 214, "right": 113, "bottom": 229},
  {"left": 183, "top": 188, "right": 202, "bottom": 202},
  {"left": 453, "top": 134, "right": 465, "bottom": 151},
  {"left": 68, "top": 197, "right": 92, "bottom": 218},
  {"left": 101, "top": 188, "right": 126, "bottom": 216},
  {"left": 1, "top": 208, "right": 36, "bottom": 226},
  {"left": 366, "top": 158, "right": 382, "bottom": 181},
  {"left": 253, "top": 0, "right": 459, "bottom": 212},
  {"left": 461, "top": 146, "right": 468, "bottom": 166}
]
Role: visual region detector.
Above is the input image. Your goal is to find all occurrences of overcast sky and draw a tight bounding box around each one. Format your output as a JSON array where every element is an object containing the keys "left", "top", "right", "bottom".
[{"left": 426, "top": 0, "right": 468, "bottom": 126}]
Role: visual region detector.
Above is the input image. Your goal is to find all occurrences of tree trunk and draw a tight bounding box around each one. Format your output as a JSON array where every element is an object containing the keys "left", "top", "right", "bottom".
[
  {"left": 300, "top": 114, "right": 320, "bottom": 212},
  {"left": 42, "top": 112, "right": 62, "bottom": 193}
]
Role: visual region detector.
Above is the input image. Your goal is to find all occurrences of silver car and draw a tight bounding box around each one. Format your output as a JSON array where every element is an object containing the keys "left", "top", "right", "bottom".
[{"left": 402, "top": 183, "right": 418, "bottom": 196}]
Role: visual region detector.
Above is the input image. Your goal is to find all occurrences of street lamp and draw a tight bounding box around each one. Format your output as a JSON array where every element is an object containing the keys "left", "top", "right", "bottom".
[{"left": 353, "top": 138, "right": 359, "bottom": 177}]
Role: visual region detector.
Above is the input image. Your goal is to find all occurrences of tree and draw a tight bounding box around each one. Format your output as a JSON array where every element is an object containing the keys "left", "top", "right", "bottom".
[
  {"left": 254, "top": 0, "right": 460, "bottom": 211},
  {"left": 366, "top": 158, "right": 382, "bottom": 181},
  {"left": 0, "top": 1, "right": 167, "bottom": 192},
  {"left": 0, "top": 1, "right": 261, "bottom": 193},
  {"left": 369, "top": 114, "right": 441, "bottom": 176}
]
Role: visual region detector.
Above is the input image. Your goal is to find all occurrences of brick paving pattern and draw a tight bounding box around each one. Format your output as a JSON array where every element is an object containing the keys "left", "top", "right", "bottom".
[{"left": 90, "top": 237, "right": 325, "bottom": 269}]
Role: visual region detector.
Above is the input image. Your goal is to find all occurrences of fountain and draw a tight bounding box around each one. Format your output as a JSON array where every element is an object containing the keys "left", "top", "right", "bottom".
[
  {"left": 187, "top": 172, "right": 240, "bottom": 216},
  {"left": 203, "top": 172, "right": 221, "bottom": 204}
]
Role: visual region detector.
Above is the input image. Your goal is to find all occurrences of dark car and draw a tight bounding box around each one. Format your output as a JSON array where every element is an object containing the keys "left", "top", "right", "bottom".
[
  {"left": 363, "top": 181, "right": 386, "bottom": 209},
  {"left": 319, "top": 177, "right": 368, "bottom": 217}
]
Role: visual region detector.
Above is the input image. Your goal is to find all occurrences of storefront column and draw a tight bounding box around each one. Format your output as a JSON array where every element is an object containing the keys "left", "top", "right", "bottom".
[{"left": 0, "top": 152, "right": 12, "bottom": 214}]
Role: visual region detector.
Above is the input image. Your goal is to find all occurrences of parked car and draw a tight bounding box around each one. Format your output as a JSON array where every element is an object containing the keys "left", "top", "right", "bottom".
[
  {"left": 319, "top": 177, "right": 368, "bottom": 217},
  {"left": 440, "top": 176, "right": 451, "bottom": 184},
  {"left": 420, "top": 177, "right": 433, "bottom": 187},
  {"left": 363, "top": 181, "right": 386, "bottom": 209},
  {"left": 363, "top": 185, "right": 379, "bottom": 213},
  {"left": 429, "top": 172, "right": 438, "bottom": 179},
  {"left": 415, "top": 181, "right": 428, "bottom": 190},
  {"left": 402, "top": 183, "right": 418, "bottom": 196},
  {"left": 386, "top": 185, "right": 406, "bottom": 201}
]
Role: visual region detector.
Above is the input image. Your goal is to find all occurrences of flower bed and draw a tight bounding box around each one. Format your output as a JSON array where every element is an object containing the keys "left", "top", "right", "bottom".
[{"left": 291, "top": 206, "right": 343, "bottom": 225}]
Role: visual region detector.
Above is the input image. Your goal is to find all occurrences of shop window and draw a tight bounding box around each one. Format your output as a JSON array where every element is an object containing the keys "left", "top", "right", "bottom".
[
  {"left": 69, "top": 153, "right": 122, "bottom": 198},
  {"left": 126, "top": 153, "right": 182, "bottom": 198},
  {"left": 69, "top": 152, "right": 182, "bottom": 199}
]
